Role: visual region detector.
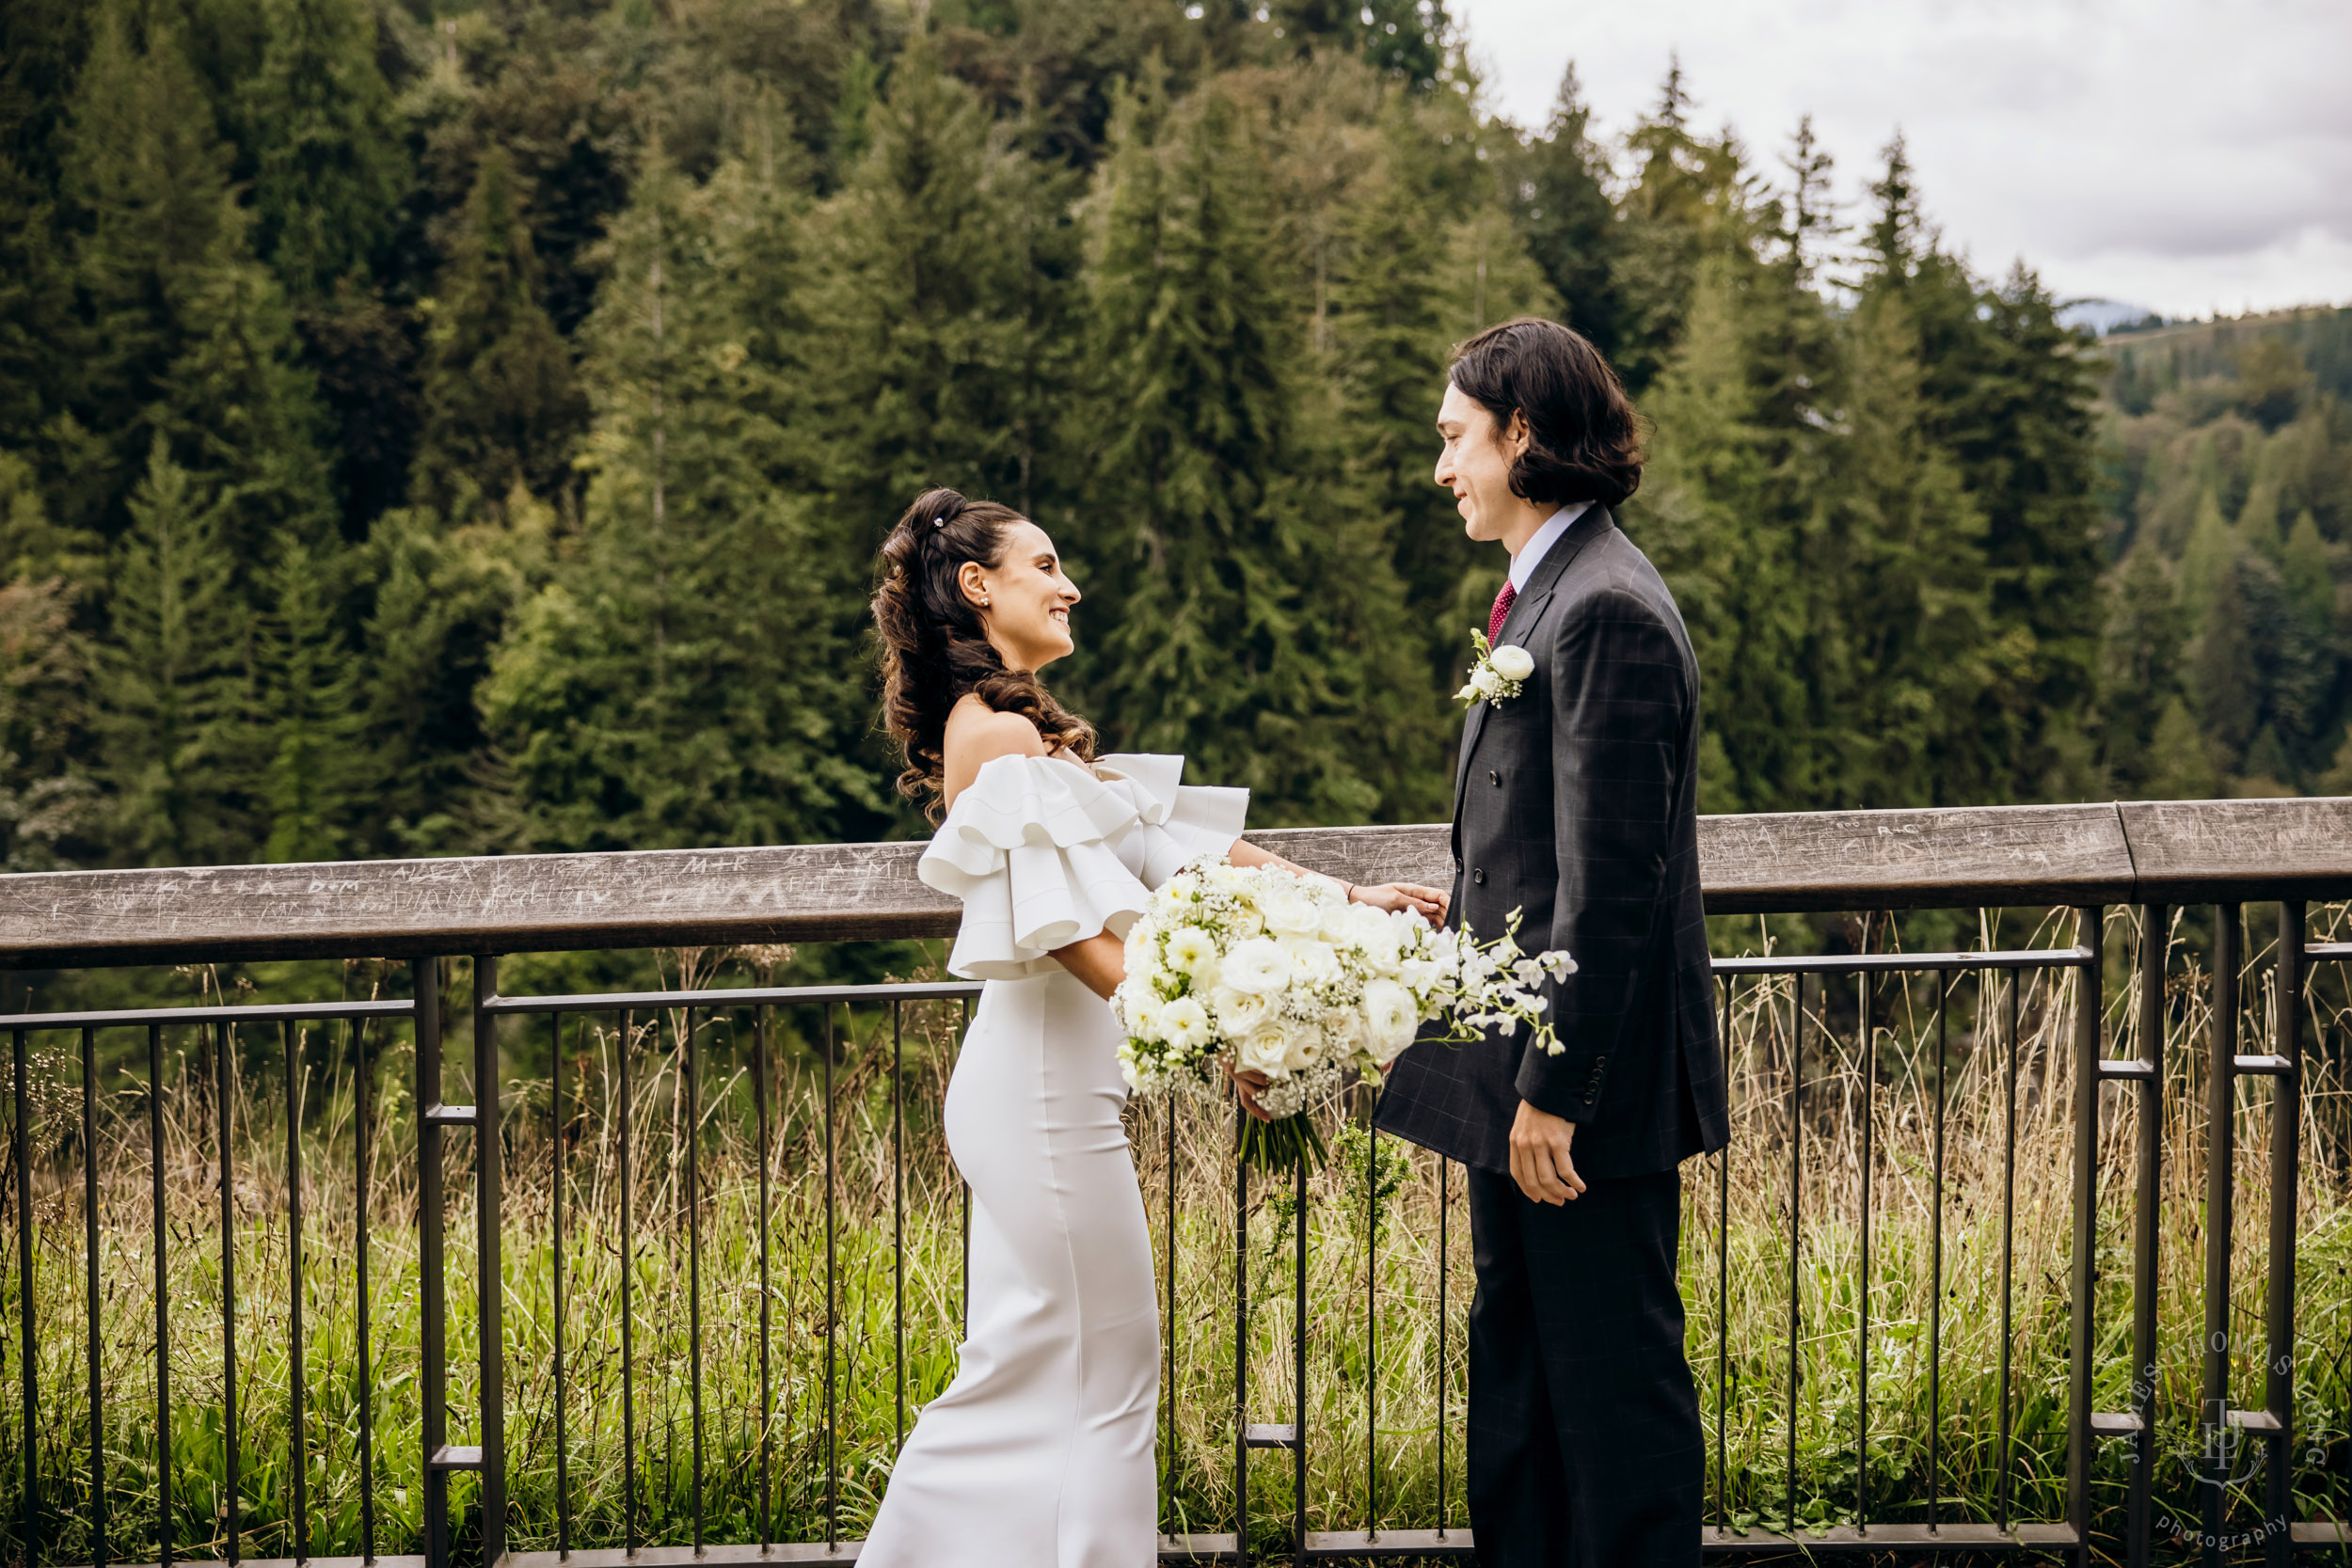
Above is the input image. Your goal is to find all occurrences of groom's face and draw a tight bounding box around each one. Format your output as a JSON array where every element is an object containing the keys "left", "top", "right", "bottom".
[{"left": 1434, "top": 381, "right": 1522, "bottom": 545}]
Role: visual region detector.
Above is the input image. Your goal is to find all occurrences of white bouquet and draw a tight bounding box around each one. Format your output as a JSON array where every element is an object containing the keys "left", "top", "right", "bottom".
[{"left": 1112, "top": 855, "right": 1575, "bottom": 1172}]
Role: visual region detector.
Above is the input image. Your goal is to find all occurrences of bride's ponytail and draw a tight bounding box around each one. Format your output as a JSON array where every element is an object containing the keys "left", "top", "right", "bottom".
[{"left": 874, "top": 486, "right": 1096, "bottom": 820}]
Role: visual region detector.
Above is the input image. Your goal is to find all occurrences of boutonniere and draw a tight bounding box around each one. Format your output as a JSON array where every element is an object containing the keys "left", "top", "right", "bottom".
[{"left": 1456, "top": 628, "right": 1535, "bottom": 706}]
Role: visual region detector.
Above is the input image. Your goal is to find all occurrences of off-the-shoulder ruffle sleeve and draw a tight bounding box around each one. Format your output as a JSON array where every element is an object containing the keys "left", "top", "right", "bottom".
[
  {"left": 1091, "top": 752, "right": 1250, "bottom": 886},
  {"left": 916, "top": 754, "right": 1154, "bottom": 981},
  {"left": 915, "top": 752, "right": 1251, "bottom": 982}
]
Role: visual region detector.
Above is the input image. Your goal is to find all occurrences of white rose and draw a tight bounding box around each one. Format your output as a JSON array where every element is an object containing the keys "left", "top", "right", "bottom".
[
  {"left": 1360, "top": 979, "right": 1419, "bottom": 1062},
  {"left": 1164, "top": 925, "right": 1218, "bottom": 975},
  {"left": 1281, "top": 935, "right": 1342, "bottom": 988},
  {"left": 1212, "top": 985, "right": 1275, "bottom": 1035},
  {"left": 1488, "top": 643, "right": 1535, "bottom": 681},
  {"left": 1160, "top": 996, "right": 1213, "bottom": 1051},
  {"left": 1238, "top": 1024, "right": 1291, "bottom": 1076},
  {"left": 1261, "top": 884, "right": 1323, "bottom": 936},
  {"left": 1221, "top": 937, "right": 1292, "bottom": 995}
]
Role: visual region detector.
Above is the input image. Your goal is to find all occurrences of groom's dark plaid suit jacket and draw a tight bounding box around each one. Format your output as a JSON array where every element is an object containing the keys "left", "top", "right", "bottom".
[{"left": 1375, "top": 505, "right": 1728, "bottom": 1180}]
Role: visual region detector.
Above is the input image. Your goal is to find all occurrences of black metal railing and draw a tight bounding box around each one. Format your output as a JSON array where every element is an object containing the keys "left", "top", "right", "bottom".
[{"left": 8, "top": 801, "right": 2352, "bottom": 1567}]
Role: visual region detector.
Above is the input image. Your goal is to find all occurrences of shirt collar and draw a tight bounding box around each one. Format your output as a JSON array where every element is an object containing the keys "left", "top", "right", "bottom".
[{"left": 1507, "top": 500, "right": 1591, "bottom": 593}]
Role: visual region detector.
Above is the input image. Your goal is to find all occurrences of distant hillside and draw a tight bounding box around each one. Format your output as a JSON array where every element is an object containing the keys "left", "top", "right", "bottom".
[{"left": 2092, "top": 306, "right": 2352, "bottom": 798}]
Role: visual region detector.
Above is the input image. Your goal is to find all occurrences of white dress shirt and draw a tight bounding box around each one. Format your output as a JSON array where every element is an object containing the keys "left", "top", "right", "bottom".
[{"left": 1507, "top": 500, "right": 1592, "bottom": 594}]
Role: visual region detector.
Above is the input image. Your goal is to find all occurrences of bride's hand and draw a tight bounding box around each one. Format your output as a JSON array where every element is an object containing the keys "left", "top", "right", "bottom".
[
  {"left": 1350, "top": 881, "right": 1449, "bottom": 925},
  {"left": 1221, "top": 1059, "right": 1274, "bottom": 1122}
]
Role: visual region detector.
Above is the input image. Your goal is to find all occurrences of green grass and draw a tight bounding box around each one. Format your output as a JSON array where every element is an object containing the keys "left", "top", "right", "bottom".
[{"left": 8, "top": 909, "right": 2352, "bottom": 1565}]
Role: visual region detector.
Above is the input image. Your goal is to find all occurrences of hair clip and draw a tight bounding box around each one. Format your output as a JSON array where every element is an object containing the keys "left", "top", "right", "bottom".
[{"left": 932, "top": 515, "right": 947, "bottom": 529}]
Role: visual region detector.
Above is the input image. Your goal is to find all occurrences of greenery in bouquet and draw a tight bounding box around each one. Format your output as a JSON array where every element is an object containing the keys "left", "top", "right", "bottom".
[{"left": 1112, "top": 856, "right": 1574, "bottom": 1172}]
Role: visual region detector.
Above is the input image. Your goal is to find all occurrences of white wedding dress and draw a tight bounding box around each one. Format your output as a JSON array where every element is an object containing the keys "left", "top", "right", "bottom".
[{"left": 860, "top": 752, "right": 1248, "bottom": 1567}]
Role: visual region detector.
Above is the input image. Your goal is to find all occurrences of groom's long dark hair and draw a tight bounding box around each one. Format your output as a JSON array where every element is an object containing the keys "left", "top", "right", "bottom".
[
  {"left": 1449, "top": 317, "right": 1644, "bottom": 508},
  {"left": 873, "top": 486, "right": 1096, "bottom": 821}
]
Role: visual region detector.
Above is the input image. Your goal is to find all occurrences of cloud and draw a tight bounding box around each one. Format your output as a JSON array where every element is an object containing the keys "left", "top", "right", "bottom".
[{"left": 1453, "top": 0, "right": 2352, "bottom": 316}]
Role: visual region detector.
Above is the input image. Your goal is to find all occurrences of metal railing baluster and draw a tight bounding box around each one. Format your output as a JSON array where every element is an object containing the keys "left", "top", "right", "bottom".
[
  {"left": 686, "top": 1005, "right": 705, "bottom": 1554},
  {"left": 755, "top": 1004, "right": 772, "bottom": 1551},
  {"left": 893, "top": 1000, "right": 905, "bottom": 1453},
  {"left": 1857, "top": 969, "right": 1872, "bottom": 1536},
  {"left": 84, "top": 1024, "right": 105, "bottom": 1568},
  {"left": 2066, "top": 908, "right": 2104, "bottom": 1562},
  {"left": 2204, "top": 906, "right": 2239, "bottom": 1568},
  {"left": 1233, "top": 1107, "right": 1249, "bottom": 1568},
  {"left": 1997, "top": 972, "right": 2017, "bottom": 1536},
  {"left": 824, "top": 1003, "right": 838, "bottom": 1552},
  {"left": 619, "top": 1007, "right": 637, "bottom": 1556},
  {"left": 1366, "top": 1115, "right": 1378, "bottom": 1545},
  {"left": 1928, "top": 983, "right": 1947, "bottom": 1538},
  {"left": 150, "top": 1023, "right": 171, "bottom": 1568},
  {"left": 282, "top": 1021, "right": 306, "bottom": 1562},
  {"left": 552, "top": 1012, "right": 570, "bottom": 1560},
  {"left": 1714, "top": 979, "right": 1730, "bottom": 1537},
  {"left": 1291, "top": 1146, "right": 1307, "bottom": 1560},
  {"left": 1787, "top": 976, "right": 1804, "bottom": 1536},
  {"left": 13, "top": 1025, "right": 33, "bottom": 1560},
  {"left": 355, "top": 1018, "right": 375, "bottom": 1568},
  {"left": 419, "top": 963, "right": 447, "bottom": 1568},
  {"left": 2128, "top": 905, "right": 2169, "bottom": 1568},
  {"left": 218, "top": 1016, "right": 240, "bottom": 1567},
  {"left": 1437, "top": 1154, "right": 1450, "bottom": 1543},
  {"left": 473, "top": 956, "right": 505, "bottom": 1568},
  {"left": 2265, "top": 903, "right": 2303, "bottom": 1568}
]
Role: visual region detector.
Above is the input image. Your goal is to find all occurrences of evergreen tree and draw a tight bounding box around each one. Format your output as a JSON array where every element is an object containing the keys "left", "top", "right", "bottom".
[
  {"left": 64, "top": 0, "right": 334, "bottom": 560},
  {"left": 256, "top": 527, "right": 365, "bottom": 860},
  {"left": 412, "top": 147, "right": 589, "bottom": 519},
  {"left": 481, "top": 149, "right": 882, "bottom": 851},
  {"left": 1082, "top": 84, "right": 1421, "bottom": 824},
  {"left": 238, "top": 0, "right": 409, "bottom": 300},
  {"left": 91, "top": 439, "right": 249, "bottom": 864},
  {"left": 1508, "top": 65, "right": 1626, "bottom": 358},
  {"left": 1328, "top": 108, "right": 1467, "bottom": 700}
]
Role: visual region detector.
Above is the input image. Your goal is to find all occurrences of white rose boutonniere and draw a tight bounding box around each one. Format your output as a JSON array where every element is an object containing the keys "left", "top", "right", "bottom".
[{"left": 1456, "top": 628, "right": 1535, "bottom": 706}]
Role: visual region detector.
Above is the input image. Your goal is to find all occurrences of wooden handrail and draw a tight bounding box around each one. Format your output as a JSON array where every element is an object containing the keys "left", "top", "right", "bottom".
[{"left": 6, "top": 797, "right": 2350, "bottom": 969}]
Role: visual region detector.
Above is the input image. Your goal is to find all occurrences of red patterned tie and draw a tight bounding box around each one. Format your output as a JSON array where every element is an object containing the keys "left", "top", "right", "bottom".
[{"left": 1487, "top": 580, "right": 1518, "bottom": 643}]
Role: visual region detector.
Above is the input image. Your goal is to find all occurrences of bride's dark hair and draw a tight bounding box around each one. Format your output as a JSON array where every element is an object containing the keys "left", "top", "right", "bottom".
[{"left": 874, "top": 486, "right": 1096, "bottom": 820}]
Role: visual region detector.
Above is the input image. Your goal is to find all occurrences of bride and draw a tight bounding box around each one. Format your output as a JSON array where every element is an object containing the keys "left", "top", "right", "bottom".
[{"left": 861, "top": 487, "right": 1445, "bottom": 1564}]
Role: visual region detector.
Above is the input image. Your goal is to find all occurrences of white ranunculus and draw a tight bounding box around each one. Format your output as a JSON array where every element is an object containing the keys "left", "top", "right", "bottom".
[
  {"left": 1221, "top": 937, "right": 1293, "bottom": 994},
  {"left": 1160, "top": 996, "right": 1212, "bottom": 1051},
  {"left": 1281, "top": 1018, "right": 1324, "bottom": 1073},
  {"left": 1361, "top": 979, "right": 1419, "bottom": 1061},
  {"left": 1213, "top": 985, "right": 1275, "bottom": 1035},
  {"left": 1164, "top": 925, "right": 1217, "bottom": 974},
  {"left": 1239, "top": 1023, "right": 1291, "bottom": 1075},
  {"left": 1470, "top": 667, "right": 1504, "bottom": 701},
  {"left": 1488, "top": 643, "right": 1535, "bottom": 681}
]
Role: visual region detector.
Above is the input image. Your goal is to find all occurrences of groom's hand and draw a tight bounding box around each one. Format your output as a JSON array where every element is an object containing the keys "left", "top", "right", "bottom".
[
  {"left": 1353, "top": 882, "right": 1449, "bottom": 924},
  {"left": 1509, "top": 1099, "right": 1586, "bottom": 1205}
]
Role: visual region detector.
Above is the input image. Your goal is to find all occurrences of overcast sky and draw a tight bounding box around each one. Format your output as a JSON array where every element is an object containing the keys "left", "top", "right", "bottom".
[{"left": 1450, "top": 0, "right": 2352, "bottom": 320}]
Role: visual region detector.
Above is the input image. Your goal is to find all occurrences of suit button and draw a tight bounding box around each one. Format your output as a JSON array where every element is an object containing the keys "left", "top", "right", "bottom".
[
  {"left": 1487, "top": 768, "right": 1500, "bottom": 785},
  {"left": 1471, "top": 867, "right": 1486, "bottom": 886}
]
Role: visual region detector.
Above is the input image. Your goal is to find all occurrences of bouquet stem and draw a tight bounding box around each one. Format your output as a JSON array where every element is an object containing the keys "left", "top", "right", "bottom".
[{"left": 1236, "top": 1108, "right": 1330, "bottom": 1175}]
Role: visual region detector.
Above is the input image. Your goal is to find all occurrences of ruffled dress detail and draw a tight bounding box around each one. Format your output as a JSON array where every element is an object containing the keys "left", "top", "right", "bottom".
[
  {"left": 860, "top": 752, "right": 1247, "bottom": 1568},
  {"left": 917, "top": 752, "right": 1249, "bottom": 981}
]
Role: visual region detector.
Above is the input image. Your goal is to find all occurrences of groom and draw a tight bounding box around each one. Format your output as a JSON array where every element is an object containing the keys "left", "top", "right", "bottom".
[{"left": 1375, "top": 317, "right": 1729, "bottom": 1565}]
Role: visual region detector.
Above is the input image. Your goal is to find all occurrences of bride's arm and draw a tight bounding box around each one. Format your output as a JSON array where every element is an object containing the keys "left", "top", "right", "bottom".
[{"left": 1227, "top": 840, "right": 1449, "bottom": 923}]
